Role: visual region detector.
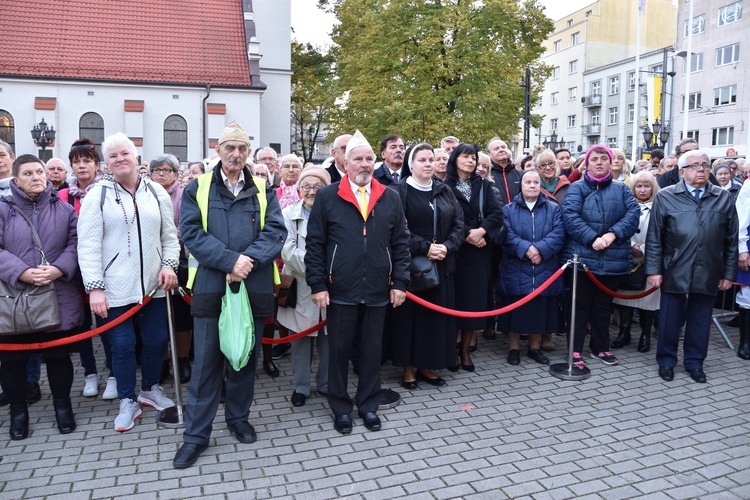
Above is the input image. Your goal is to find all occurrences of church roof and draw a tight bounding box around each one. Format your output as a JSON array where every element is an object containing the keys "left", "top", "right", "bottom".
[{"left": 0, "top": 0, "right": 253, "bottom": 87}]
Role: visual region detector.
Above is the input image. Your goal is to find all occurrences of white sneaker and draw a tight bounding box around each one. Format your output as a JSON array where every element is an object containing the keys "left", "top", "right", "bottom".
[
  {"left": 137, "top": 384, "right": 175, "bottom": 411},
  {"left": 114, "top": 398, "right": 142, "bottom": 432},
  {"left": 102, "top": 377, "right": 118, "bottom": 400},
  {"left": 82, "top": 374, "right": 98, "bottom": 397}
]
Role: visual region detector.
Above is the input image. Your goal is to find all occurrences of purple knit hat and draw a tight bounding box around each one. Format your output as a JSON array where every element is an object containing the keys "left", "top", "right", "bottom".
[{"left": 583, "top": 144, "right": 614, "bottom": 168}]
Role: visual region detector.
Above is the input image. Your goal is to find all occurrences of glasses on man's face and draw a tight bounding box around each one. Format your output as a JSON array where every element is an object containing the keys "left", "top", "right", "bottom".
[
  {"left": 300, "top": 184, "right": 322, "bottom": 193},
  {"left": 281, "top": 164, "right": 301, "bottom": 170},
  {"left": 150, "top": 168, "right": 175, "bottom": 175},
  {"left": 255, "top": 172, "right": 268, "bottom": 178},
  {"left": 536, "top": 161, "right": 556, "bottom": 170},
  {"left": 685, "top": 162, "right": 711, "bottom": 171}
]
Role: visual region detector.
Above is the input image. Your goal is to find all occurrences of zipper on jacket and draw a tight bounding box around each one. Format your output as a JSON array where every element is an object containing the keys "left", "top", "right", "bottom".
[
  {"left": 361, "top": 220, "right": 367, "bottom": 303},
  {"left": 328, "top": 244, "right": 338, "bottom": 282},
  {"left": 531, "top": 210, "right": 536, "bottom": 289},
  {"left": 386, "top": 247, "right": 392, "bottom": 285},
  {"left": 104, "top": 253, "right": 120, "bottom": 275}
]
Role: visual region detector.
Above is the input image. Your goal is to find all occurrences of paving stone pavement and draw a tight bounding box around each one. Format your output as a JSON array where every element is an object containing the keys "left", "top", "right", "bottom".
[{"left": 1, "top": 314, "right": 750, "bottom": 499}]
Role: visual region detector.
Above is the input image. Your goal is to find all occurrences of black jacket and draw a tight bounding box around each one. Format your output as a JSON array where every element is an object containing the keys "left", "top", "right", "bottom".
[
  {"left": 305, "top": 179, "right": 411, "bottom": 306},
  {"left": 489, "top": 161, "right": 522, "bottom": 206},
  {"left": 373, "top": 164, "right": 408, "bottom": 186},
  {"left": 326, "top": 163, "right": 343, "bottom": 183},
  {"left": 445, "top": 176, "right": 504, "bottom": 243},
  {"left": 645, "top": 180, "right": 738, "bottom": 296}
]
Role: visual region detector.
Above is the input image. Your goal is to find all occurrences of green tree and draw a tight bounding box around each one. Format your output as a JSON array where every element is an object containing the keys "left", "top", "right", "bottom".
[
  {"left": 291, "top": 40, "right": 337, "bottom": 163},
  {"left": 319, "top": 0, "right": 553, "bottom": 148}
]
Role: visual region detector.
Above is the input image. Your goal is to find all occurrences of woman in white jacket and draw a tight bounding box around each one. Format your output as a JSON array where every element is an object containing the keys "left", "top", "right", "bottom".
[
  {"left": 277, "top": 167, "right": 330, "bottom": 407},
  {"left": 77, "top": 133, "right": 180, "bottom": 432}
]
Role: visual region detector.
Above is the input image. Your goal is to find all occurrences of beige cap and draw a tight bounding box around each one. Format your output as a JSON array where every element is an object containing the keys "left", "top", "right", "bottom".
[
  {"left": 298, "top": 166, "right": 331, "bottom": 186},
  {"left": 344, "top": 129, "right": 372, "bottom": 159},
  {"left": 218, "top": 121, "right": 251, "bottom": 146}
]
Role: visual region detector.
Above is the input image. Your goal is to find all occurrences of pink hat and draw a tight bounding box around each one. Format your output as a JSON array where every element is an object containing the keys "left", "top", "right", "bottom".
[{"left": 583, "top": 144, "right": 613, "bottom": 168}]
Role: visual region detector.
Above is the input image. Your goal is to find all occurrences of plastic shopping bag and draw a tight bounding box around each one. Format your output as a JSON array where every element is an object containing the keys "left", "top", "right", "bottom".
[{"left": 218, "top": 281, "right": 255, "bottom": 371}]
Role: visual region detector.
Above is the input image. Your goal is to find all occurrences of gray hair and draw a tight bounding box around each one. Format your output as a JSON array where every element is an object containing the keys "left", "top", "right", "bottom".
[
  {"left": 45, "top": 157, "right": 66, "bottom": 168},
  {"left": 0, "top": 139, "right": 14, "bottom": 158},
  {"left": 441, "top": 135, "right": 460, "bottom": 145},
  {"left": 101, "top": 132, "right": 138, "bottom": 161},
  {"left": 678, "top": 149, "right": 709, "bottom": 168},
  {"left": 486, "top": 137, "right": 506, "bottom": 151},
  {"left": 256, "top": 147, "right": 277, "bottom": 160},
  {"left": 149, "top": 153, "right": 180, "bottom": 172}
]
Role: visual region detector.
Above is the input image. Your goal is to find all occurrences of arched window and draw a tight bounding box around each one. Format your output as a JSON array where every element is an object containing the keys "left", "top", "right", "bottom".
[
  {"left": 79, "top": 112, "right": 105, "bottom": 157},
  {"left": 0, "top": 110, "right": 15, "bottom": 154},
  {"left": 164, "top": 115, "right": 188, "bottom": 162}
]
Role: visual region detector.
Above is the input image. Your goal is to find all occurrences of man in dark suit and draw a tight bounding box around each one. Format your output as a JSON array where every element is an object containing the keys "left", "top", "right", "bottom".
[
  {"left": 373, "top": 134, "right": 405, "bottom": 186},
  {"left": 325, "top": 134, "right": 351, "bottom": 183},
  {"left": 255, "top": 147, "right": 281, "bottom": 187}
]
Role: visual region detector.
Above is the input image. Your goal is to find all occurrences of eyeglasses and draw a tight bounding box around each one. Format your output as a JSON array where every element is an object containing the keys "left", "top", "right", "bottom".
[
  {"left": 70, "top": 144, "right": 95, "bottom": 151},
  {"left": 255, "top": 172, "right": 268, "bottom": 178},
  {"left": 150, "top": 168, "right": 175, "bottom": 175},
  {"left": 257, "top": 157, "right": 276, "bottom": 163},
  {"left": 300, "top": 184, "right": 322, "bottom": 193},
  {"left": 280, "top": 164, "right": 301, "bottom": 170},
  {"left": 684, "top": 162, "right": 711, "bottom": 171},
  {"left": 536, "top": 161, "right": 556, "bottom": 170}
]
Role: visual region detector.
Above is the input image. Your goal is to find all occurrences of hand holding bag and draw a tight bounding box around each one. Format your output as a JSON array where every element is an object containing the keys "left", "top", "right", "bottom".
[
  {"left": 408, "top": 196, "right": 440, "bottom": 292},
  {"left": 218, "top": 281, "right": 255, "bottom": 371},
  {"left": 274, "top": 273, "right": 298, "bottom": 308},
  {"left": 0, "top": 204, "right": 62, "bottom": 336}
]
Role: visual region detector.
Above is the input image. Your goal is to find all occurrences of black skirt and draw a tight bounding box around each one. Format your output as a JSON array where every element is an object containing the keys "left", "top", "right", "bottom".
[{"left": 0, "top": 327, "right": 82, "bottom": 362}]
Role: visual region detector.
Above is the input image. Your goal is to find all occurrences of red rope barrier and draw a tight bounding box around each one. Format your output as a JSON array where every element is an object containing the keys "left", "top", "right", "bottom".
[
  {"left": 406, "top": 265, "right": 568, "bottom": 318},
  {"left": 584, "top": 269, "right": 659, "bottom": 299}
]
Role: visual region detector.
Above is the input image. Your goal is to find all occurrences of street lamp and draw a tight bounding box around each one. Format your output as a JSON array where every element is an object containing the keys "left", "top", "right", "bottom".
[
  {"left": 642, "top": 119, "right": 670, "bottom": 151},
  {"left": 30, "top": 118, "right": 56, "bottom": 160},
  {"left": 542, "top": 131, "right": 565, "bottom": 150},
  {"left": 520, "top": 65, "right": 531, "bottom": 153}
]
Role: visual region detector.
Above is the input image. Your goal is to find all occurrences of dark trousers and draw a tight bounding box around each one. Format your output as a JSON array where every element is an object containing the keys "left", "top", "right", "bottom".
[
  {"left": 570, "top": 272, "right": 620, "bottom": 354},
  {"left": 327, "top": 303, "right": 386, "bottom": 416},
  {"left": 657, "top": 292, "right": 714, "bottom": 371},
  {"left": 0, "top": 355, "right": 73, "bottom": 405},
  {"left": 183, "top": 315, "right": 263, "bottom": 445}
]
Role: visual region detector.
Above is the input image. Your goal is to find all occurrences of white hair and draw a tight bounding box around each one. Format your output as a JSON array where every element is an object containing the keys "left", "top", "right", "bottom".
[
  {"left": 678, "top": 149, "right": 709, "bottom": 168},
  {"left": 101, "top": 132, "right": 138, "bottom": 160}
]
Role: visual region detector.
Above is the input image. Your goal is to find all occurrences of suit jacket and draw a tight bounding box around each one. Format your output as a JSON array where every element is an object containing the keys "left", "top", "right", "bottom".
[
  {"left": 373, "top": 164, "right": 406, "bottom": 186},
  {"left": 326, "top": 164, "right": 343, "bottom": 183}
]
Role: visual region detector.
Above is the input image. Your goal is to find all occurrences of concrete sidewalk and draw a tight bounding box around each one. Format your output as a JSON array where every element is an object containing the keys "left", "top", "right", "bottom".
[{"left": 1, "top": 318, "right": 749, "bottom": 499}]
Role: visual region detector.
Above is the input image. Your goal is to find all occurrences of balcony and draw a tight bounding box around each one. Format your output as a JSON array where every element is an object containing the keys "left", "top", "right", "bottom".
[
  {"left": 581, "top": 124, "right": 601, "bottom": 136},
  {"left": 581, "top": 94, "right": 602, "bottom": 107}
]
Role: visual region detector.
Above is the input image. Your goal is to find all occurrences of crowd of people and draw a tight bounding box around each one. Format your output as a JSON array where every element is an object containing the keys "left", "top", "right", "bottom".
[{"left": 0, "top": 125, "right": 746, "bottom": 470}]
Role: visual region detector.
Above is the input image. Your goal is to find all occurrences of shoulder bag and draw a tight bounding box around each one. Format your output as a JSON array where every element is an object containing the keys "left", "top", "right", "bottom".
[{"left": 408, "top": 194, "right": 440, "bottom": 292}]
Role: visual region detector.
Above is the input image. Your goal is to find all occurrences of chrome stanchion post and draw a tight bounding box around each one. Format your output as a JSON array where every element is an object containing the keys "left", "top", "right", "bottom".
[
  {"left": 550, "top": 254, "right": 591, "bottom": 380},
  {"left": 158, "top": 289, "right": 187, "bottom": 428}
]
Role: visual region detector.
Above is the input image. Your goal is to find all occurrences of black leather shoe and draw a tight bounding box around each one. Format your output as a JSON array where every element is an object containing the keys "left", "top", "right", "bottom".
[
  {"left": 507, "top": 349, "right": 521, "bottom": 365},
  {"left": 333, "top": 414, "right": 352, "bottom": 434},
  {"left": 270, "top": 343, "right": 291, "bottom": 360},
  {"left": 688, "top": 368, "right": 707, "bottom": 384},
  {"left": 416, "top": 371, "right": 446, "bottom": 387},
  {"left": 9, "top": 403, "right": 29, "bottom": 440},
  {"left": 263, "top": 361, "right": 280, "bottom": 378},
  {"left": 401, "top": 379, "right": 418, "bottom": 390},
  {"left": 527, "top": 349, "right": 550, "bottom": 365},
  {"left": 173, "top": 442, "right": 208, "bottom": 469},
  {"left": 461, "top": 362, "right": 475, "bottom": 372},
  {"left": 53, "top": 398, "right": 76, "bottom": 434},
  {"left": 178, "top": 358, "right": 192, "bottom": 384},
  {"left": 26, "top": 381, "right": 41, "bottom": 406},
  {"left": 291, "top": 391, "right": 307, "bottom": 407},
  {"left": 658, "top": 366, "right": 674, "bottom": 382},
  {"left": 228, "top": 421, "right": 257, "bottom": 443},
  {"left": 359, "top": 411, "right": 381, "bottom": 431}
]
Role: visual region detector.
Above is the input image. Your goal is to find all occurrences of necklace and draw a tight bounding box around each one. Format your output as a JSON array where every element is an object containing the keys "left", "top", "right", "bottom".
[{"left": 113, "top": 181, "right": 138, "bottom": 256}]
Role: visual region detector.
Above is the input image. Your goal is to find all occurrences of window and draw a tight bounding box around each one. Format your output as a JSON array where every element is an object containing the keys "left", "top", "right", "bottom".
[
  {"left": 0, "top": 110, "right": 15, "bottom": 154},
  {"left": 571, "top": 32, "right": 580, "bottom": 45},
  {"left": 718, "top": 2, "right": 742, "bottom": 26},
  {"left": 609, "top": 76, "right": 620, "bottom": 95},
  {"left": 629, "top": 72, "right": 636, "bottom": 91},
  {"left": 568, "top": 87, "right": 577, "bottom": 101},
  {"left": 164, "top": 114, "right": 188, "bottom": 161},
  {"left": 712, "top": 126, "right": 734, "bottom": 146},
  {"left": 569, "top": 59, "right": 578, "bottom": 74},
  {"left": 591, "top": 110, "right": 600, "bottom": 126},
  {"left": 608, "top": 107, "right": 618, "bottom": 125},
  {"left": 627, "top": 136, "right": 633, "bottom": 152},
  {"left": 716, "top": 43, "right": 740, "bottom": 66},
  {"left": 550, "top": 118, "right": 558, "bottom": 132},
  {"left": 652, "top": 64, "right": 663, "bottom": 74},
  {"left": 591, "top": 81, "right": 601, "bottom": 96},
  {"left": 554, "top": 40, "right": 562, "bottom": 52},
  {"left": 551, "top": 92, "right": 559, "bottom": 105},
  {"left": 568, "top": 115, "right": 577, "bottom": 128},
  {"left": 608, "top": 137, "right": 618, "bottom": 148},
  {"left": 682, "top": 53, "right": 703, "bottom": 74},
  {"left": 552, "top": 66, "right": 560, "bottom": 79},
  {"left": 684, "top": 14, "right": 706, "bottom": 37},
  {"left": 567, "top": 19, "right": 573, "bottom": 27},
  {"left": 79, "top": 112, "right": 104, "bottom": 157},
  {"left": 628, "top": 104, "right": 635, "bottom": 123},
  {"left": 685, "top": 130, "right": 700, "bottom": 143},
  {"left": 714, "top": 85, "right": 737, "bottom": 106},
  {"left": 681, "top": 92, "right": 702, "bottom": 111}
]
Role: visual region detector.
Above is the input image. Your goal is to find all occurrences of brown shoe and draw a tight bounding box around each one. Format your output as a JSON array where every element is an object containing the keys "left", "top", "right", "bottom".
[{"left": 541, "top": 334, "right": 555, "bottom": 352}]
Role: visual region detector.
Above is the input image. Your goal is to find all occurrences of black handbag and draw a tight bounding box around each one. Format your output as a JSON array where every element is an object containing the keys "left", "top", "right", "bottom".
[
  {"left": 0, "top": 203, "right": 62, "bottom": 335},
  {"left": 620, "top": 260, "right": 646, "bottom": 291},
  {"left": 408, "top": 197, "right": 440, "bottom": 292},
  {"left": 274, "top": 274, "right": 298, "bottom": 308}
]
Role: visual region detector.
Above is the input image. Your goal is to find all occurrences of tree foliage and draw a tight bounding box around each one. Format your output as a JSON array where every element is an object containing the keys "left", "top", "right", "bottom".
[
  {"left": 291, "top": 40, "right": 337, "bottom": 163},
  {"left": 321, "top": 0, "right": 554, "bottom": 147}
]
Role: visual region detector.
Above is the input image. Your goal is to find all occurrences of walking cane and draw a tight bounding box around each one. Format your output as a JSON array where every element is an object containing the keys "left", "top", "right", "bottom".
[
  {"left": 550, "top": 254, "right": 591, "bottom": 381},
  {"left": 158, "top": 289, "right": 187, "bottom": 428}
]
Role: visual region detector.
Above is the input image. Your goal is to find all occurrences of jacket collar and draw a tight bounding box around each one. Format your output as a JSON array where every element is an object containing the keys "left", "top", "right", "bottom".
[
  {"left": 212, "top": 163, "right": 259, "bottom": 200},
  {"left": 8, "top": 179, "right": 55, "bottom": 208},
  {"left": 490, "top": 160, "right": 516, "bottom": 173},
  {"left": 583, "top": 171, "right": 613, "bottom": 189},
  {"left": 337, "top": 176, "right": 387, "bottom": 219}
]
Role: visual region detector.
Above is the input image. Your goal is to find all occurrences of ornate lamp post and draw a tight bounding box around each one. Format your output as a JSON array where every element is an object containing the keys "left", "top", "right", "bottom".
[
  {"left": 542, "top": 131, "right": 566, "bottom": 150},
  {"left": 31, "top": 118, "right": 56, "bottom": 160},
  {"left": 642, "top": 119, "right": 670, "bottom": 152}
]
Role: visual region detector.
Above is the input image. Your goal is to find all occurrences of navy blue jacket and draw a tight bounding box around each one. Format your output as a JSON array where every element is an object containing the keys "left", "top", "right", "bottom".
[
  {"left": 560, "top": 173, "right": 640, "bottom": 275},
  {"left": 499, "top": 192, "right": 565, "bottom": 297}
]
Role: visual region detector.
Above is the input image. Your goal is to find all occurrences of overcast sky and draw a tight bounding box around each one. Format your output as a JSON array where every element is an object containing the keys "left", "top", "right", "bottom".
[{"left": 290, "top": 0, "right": 597, "bottom": 47}]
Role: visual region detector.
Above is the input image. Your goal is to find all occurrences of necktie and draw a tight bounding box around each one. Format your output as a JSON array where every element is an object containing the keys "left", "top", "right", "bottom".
[
  {"left": 358, "top": 186, "right": 368, "bottom": 220},
  {"left": 693, "top": 188, "right": 702, "bottom": 204},
  {"left": 392, "top": 172, "right": 399, "bottom": 184}
]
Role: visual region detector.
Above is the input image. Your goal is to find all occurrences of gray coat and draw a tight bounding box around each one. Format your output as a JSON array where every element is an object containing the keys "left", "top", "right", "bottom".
[{"left": 645, "top": 180, "right": 738, "bottom": 296}]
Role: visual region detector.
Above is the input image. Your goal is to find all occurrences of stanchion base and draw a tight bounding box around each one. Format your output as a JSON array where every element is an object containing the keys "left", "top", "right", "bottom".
[
  {"left": 549, "top": 362, "right": 591, "bottom": 381},
  {"left": 157, "top": 405, "right": 187, "bottom": 429},
  {"left": 378, "top": 389, "right": 401, "bottom": 410}
]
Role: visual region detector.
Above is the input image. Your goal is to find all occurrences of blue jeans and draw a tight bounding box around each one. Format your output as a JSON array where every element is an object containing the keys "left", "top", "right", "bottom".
[
  {"left": 98, "top": 298, "right": 168, "bottom": 401},
  {"left": 26, "top": 354, "right": 42, "bottom": 382},
  {"left": 78, "top": 307, "right": 113, "bottom": 376}
]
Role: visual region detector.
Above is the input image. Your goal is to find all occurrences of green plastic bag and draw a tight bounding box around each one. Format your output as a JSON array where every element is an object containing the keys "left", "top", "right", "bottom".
[{"left": 218, "top": 281, "right": 255, "bottom": 371}]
